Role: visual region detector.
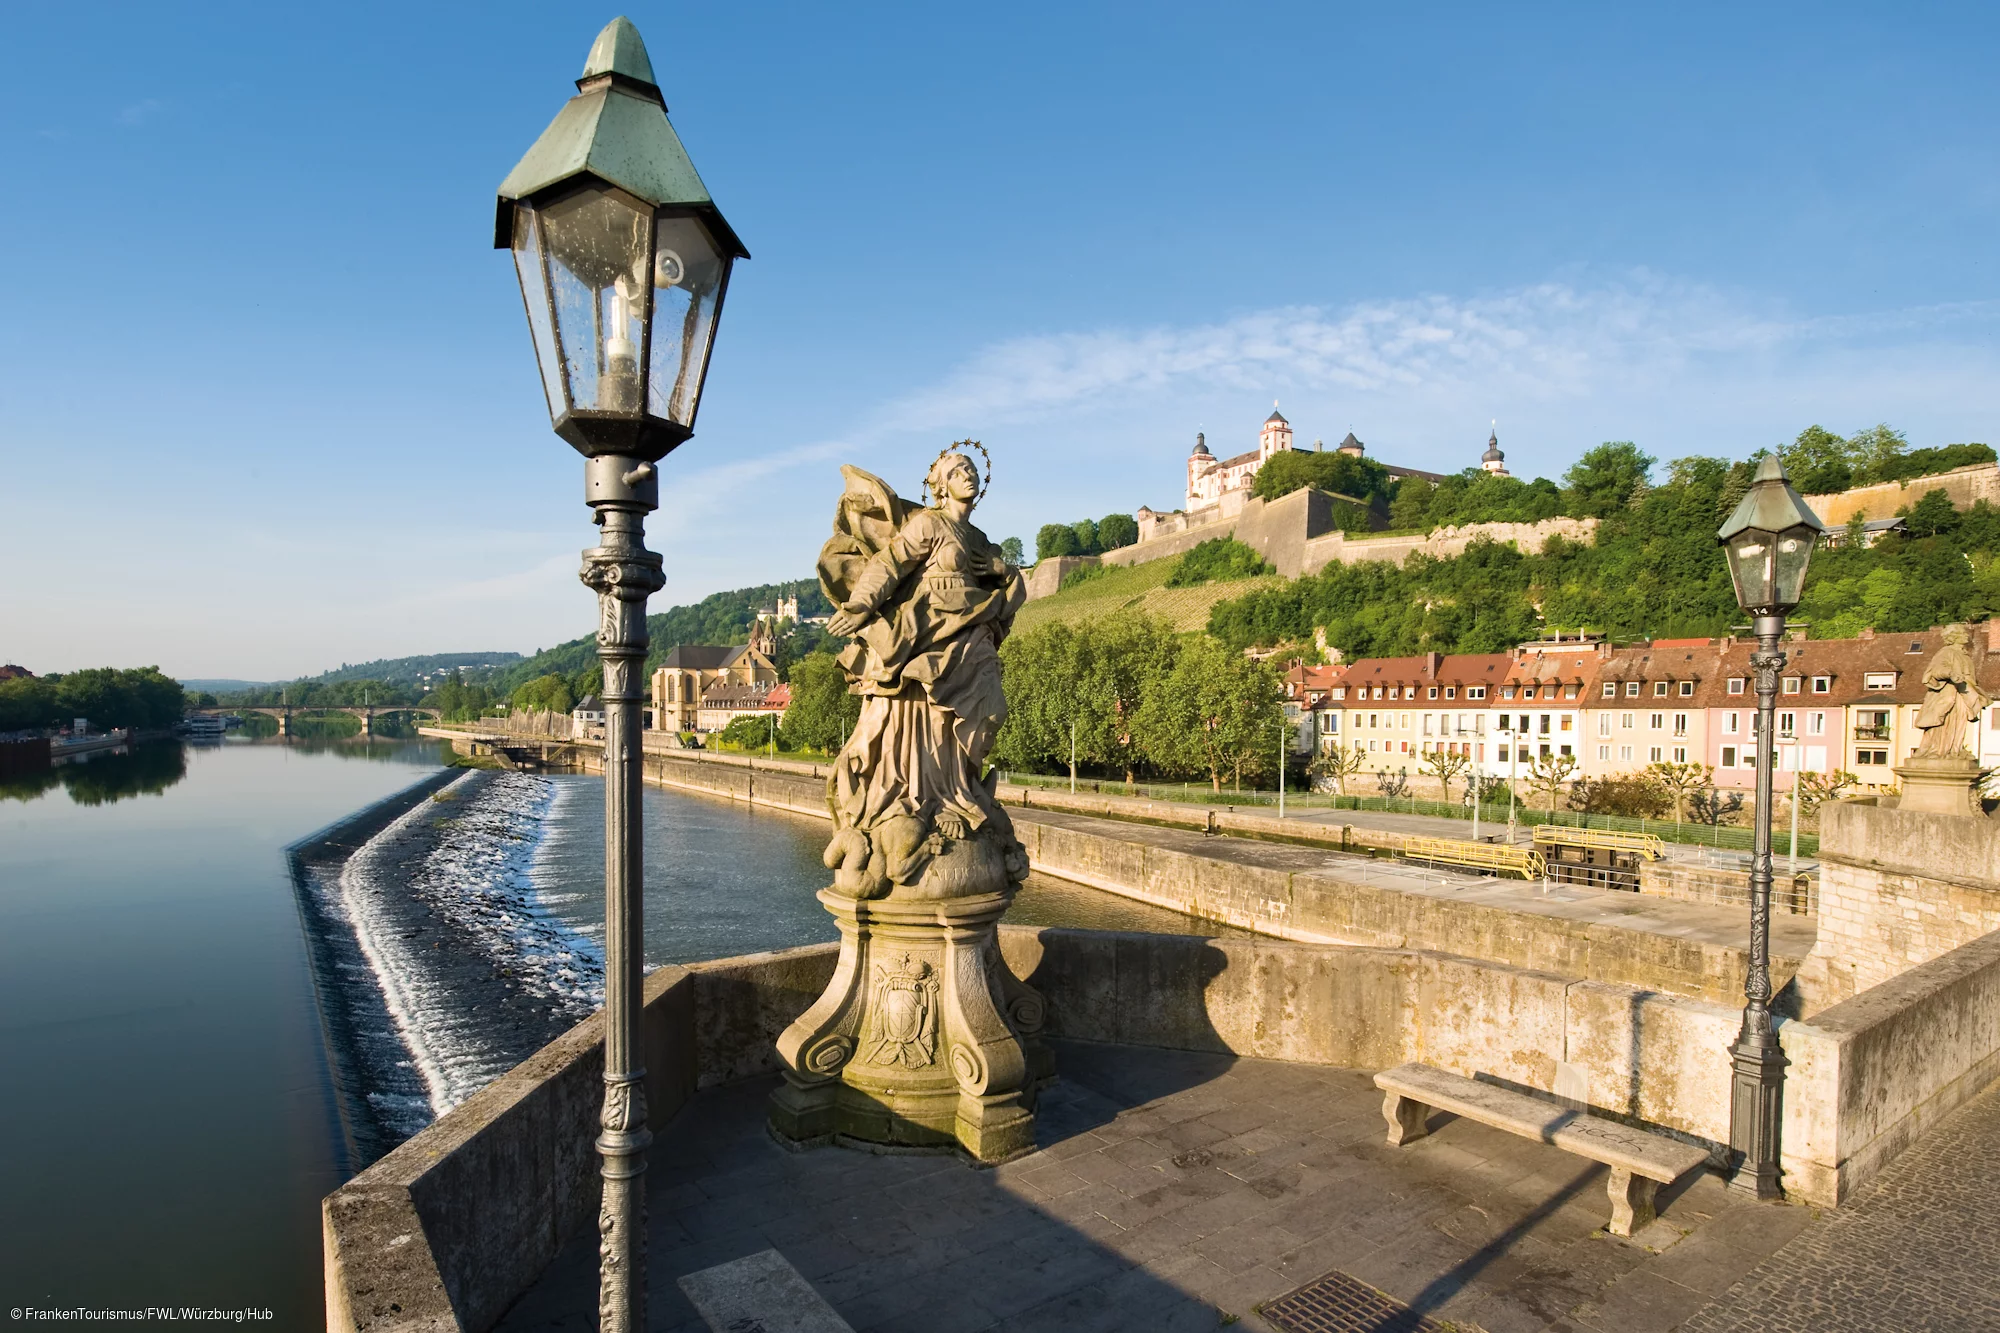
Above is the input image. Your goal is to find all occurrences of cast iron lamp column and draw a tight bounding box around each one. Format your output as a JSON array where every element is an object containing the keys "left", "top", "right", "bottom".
[
  {"left": 496, "top": 18, "right": 748, "bottom": 1330},
  {"left": 1717, "top": 456, "right": 1824, "bottom": 1199}
]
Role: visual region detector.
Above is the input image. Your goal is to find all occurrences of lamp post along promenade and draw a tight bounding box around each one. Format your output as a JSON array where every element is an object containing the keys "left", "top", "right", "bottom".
[
  {"left": 495, "top": 19, "right": 748, "bottom": 1329},
  {"left": 1716, "top": 455, "right": 1824, "bottom": 1198}
]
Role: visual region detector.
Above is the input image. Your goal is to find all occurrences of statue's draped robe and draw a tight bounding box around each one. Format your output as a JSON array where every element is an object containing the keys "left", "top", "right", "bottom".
[
  {"left": 1916, "top": 643, "right": 1990, "bottom": 757},
  {"left": 831, "top": 507, "right": 1027, "bottom": 842}
]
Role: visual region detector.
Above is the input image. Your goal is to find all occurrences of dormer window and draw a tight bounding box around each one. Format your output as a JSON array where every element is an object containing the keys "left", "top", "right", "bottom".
[
  {"left": 1625, "top": 681, "right": 1640, "bottom": 698},
  {"left": 1564, "top": 685, "right": 1578, "bottom": 700},
  {"left": 1728, "top": 678, "right": 1745, "bottom": 695},
  {"left": 1427, "top": 686, "right": 1439, "bottom": 699},
  {"left": 1812, "top": 676, "right": 1830, "bottom": 693},
  {"left": 1601, "top": 682, "right": 1617, "bottom": 698},
  {"left": 1502, "top": 687, "right": 1516, "bottom": 700},
  {"left": 1467, "top": 686, "right": 1486, "bottom": 699},
  {"left": 1679, "top": 681, "right": 1694, "bottom": 697},
  {"left": 1523, "top": 686, "right": 1537, "bottom": 700},
  {"left": 1782, "top": 677, "right": 1801, "bottom": 694},
  {"left": 1865, "top": 672, "right": 1895, "bottom": 690},
  {"left": 1653, "top": 681, "right": 1669, "bottom": 697},
  {"left": 1332, "top": 687, "right": 1346, "bottom": 699},
  {"left": 1445, "top": 687, "right": 1456, "bottom": 699}
]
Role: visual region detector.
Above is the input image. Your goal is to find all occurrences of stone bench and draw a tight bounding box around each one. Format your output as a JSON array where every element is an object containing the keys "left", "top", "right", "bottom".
[{"left": 1373, "top": 1062, "right": 1711, "bottom": 1236}]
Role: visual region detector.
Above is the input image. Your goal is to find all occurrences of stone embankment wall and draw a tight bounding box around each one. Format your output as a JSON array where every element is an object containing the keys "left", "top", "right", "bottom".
[
  {"left": 1804, "top": 462, "right": 2000, "bottom": 527},
  {"left": 1799, "top": 801, "right": 2000, "bottom": 1008},
  {"left": 1022, "top": 485, "right": 1597, "bottom": 596}
]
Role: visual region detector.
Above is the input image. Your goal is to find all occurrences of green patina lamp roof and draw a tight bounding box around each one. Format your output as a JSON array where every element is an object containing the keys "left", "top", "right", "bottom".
[
  {"left": 494, "top": 17, "right": 748, "bottom": 258},
  {"left": 1717, "top": 455, "right": 1827, "bottom": 542}
]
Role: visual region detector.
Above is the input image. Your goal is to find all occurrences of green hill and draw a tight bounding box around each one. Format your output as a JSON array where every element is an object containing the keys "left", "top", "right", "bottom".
[
  {"left": 309, "top": 653, "right": 522, "bottom": 687},
  {"left": 493, "top": 580, "right": 833, "bottom": 693}
]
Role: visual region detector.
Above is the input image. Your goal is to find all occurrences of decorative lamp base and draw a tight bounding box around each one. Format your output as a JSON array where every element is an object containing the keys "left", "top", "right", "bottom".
[
  {"left": 1892, "top": 755, "right": 1984, "bottom": 817},
  {"left": 771, "top": 887, "right": 1051, "bottom": 1164},
  {"left": 1727, "top": 1026, "right": 1788, "bottom": 1199}
]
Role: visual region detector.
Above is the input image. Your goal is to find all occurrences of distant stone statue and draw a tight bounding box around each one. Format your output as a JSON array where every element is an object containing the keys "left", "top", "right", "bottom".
[
  {"left": 1914, "top": 624, "right": 1990, "bottom": 759},
  {"left": 816, "top": 447, "right": 1030, "bottom": 898},
  {"left": 772, "top": 444, "right": 1048, "bottom": 1163}
]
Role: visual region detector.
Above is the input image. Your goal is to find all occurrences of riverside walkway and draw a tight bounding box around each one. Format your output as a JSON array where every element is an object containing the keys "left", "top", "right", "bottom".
[{"left": 494, "top": 1036, "right": 1999, "bottom": 1333}]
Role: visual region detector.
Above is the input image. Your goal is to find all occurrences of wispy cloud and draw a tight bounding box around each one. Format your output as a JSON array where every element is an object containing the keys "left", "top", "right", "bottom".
[{"left": 873, "top": 274, "right": 2000, "bottom": 437}]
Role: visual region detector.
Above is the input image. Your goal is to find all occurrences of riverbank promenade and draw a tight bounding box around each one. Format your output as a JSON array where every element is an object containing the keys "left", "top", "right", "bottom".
[{"left": 493, "top": 1039, "right": 2000, "bottom": 1333}]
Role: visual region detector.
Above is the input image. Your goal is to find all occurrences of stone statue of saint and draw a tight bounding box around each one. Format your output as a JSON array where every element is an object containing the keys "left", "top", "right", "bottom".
[
  {"left": 815, "top": 445, "right": 1030, "bottom": 899},
  {"left": 1914, "top": 624, "right": 1991, "bottom": 759},
  {"left": 774, "top": 445, "right": 1048, "bottom": 1162}
]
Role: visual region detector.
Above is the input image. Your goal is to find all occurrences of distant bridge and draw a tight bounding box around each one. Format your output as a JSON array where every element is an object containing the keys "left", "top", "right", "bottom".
[{"left": 192, "top": 704, "right": 441, "bottom": 736}]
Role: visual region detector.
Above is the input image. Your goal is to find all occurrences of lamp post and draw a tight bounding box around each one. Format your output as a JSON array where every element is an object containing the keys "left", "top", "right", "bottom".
[
  {"left": 1716, "top": 455, "right": 1824, "bottom": 1199},
  {"left": 496, "top": 20, "right": 747, "bottom": 1330}
]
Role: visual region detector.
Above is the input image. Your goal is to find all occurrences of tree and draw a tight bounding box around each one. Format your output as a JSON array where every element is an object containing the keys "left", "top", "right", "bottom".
[
  {"left": 1687, "top": 787, "right": 1744, "bottom": 830},
  {"left": 1036, "top": 524, "right": 1082, "bottom": 562},
  {"left": 1525, "top": 752, "right": 1579, "bottom": 817},
  {"left": 1562, "top": 442, "right": 1654, "bottom": 517},
  {"left": 1166, "top": 539, "right": 1272, "bottom": 588},
  {"left": 1567, "top": 773, "right": 1668, "bottom": 818},
  {"left": 1794, "top": 769, "right": 1858, "bottom": 817},
  {"left": 779, "top": 651, "right": 860, "bottom": 754},
  {"left": 1902, "top": 488, "right": 1959, "bottom": 539},
  {"left": 1249, "top": 450, "right": 1394, "bottom": 505},
  {"left": 510, "top": 673, "right": 574, "bottom": 716},
  {"left": 1781, "top": 425, "right": 1855, "bottom": 495},
  {"left": 1846, "top": 423, "right": 1910, "bottom": 485},
  {"left": 1419, "top": 748, "right": 1470, "bottom": 803},
  {"left": 1131, "top": 636, "right": 1281, "bottom": 790},
  {"left": 1096, "top": 513, "right": 1139, "bottom": 550},
  {"left": 1388, "top": 479, "right": 1434, "bottom": 531},
  {"left": 1308, "top": 742, "right": 1366, "bottom": 795},
  {"left": 1069, "top": 518, "right": 1100, "bottom": 554},
  {"left": 1644, "top": 760, "right": 1713, "bottom": 824},
  {"left": 50, "top": 667, "right": 186, "bottom": 731},
  {"left": 716, "top": 714, "right": 777, "bottom": 750},
  {"left": 1000, "top": 536, "right": 1025, "bottom": 565},
  {"left": 0, "top": 675, "right": 60, "bottom": 732},
  {"left": 1376, "top": 767, "right": 1410, "bottom": 800},
  {"left": 1077, "top": 613, "right": 1179, "bottom": 783}
]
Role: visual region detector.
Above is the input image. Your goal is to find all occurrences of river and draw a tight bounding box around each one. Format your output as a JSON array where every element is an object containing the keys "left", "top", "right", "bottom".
[{"left": 0, "top": 737, "right": 1234, "bottom": 1327}]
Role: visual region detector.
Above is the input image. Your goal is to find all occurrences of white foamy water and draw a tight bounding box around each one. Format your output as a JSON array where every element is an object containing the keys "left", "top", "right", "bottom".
[{"left": 336, "top": 770, "right": 601, "bottom": 1128}]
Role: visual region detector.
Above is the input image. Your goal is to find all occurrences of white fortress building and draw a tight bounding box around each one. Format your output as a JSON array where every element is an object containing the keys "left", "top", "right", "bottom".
[{"left": 1171, "top": 408, "right": 1470, "bottom": 519}]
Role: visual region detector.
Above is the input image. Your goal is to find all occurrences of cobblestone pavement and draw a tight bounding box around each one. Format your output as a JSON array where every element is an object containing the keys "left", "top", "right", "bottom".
[
  {"left": 497, "top": 1041, "right": 1823, "bottom": 1333},
  {"left": 1680, "top": 1077, "right": 2000, "bottom": 1333}
]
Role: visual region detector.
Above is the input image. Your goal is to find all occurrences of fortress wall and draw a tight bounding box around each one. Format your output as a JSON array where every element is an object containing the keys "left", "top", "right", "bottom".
[{"left": 1805, "top": 463, "right": 2000, "bottom": 527}]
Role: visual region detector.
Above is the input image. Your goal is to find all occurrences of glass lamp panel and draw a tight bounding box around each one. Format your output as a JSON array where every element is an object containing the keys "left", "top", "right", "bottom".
[
  {"left": 1728, "top": 535, "right": 1776, "bottom": 612},
  {"left": 646, "top": 215, "right": 727, "bottom": 427},
  {"left": 1772, "top": 525, "right": 1815, "bottom": 608},
  {"left": 538, "top": 186, "right": 653, "bottom": 417},
  {"left": 509, "top": 206, "right": 566, "bottom": 421}
]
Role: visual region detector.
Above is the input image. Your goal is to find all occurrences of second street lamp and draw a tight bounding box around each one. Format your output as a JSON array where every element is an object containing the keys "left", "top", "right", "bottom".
[
  {"left": 1715, "top": 454, "right": 1824, "bottom": 1199},
  {"left": 495, "top": 18, "right": 748, "bottom": 1332}
]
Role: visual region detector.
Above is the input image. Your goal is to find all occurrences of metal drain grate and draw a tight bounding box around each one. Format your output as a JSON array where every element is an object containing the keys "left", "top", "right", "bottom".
[{"left": 1260, "top": 1270, "right": 1451, "bottom": 1333}]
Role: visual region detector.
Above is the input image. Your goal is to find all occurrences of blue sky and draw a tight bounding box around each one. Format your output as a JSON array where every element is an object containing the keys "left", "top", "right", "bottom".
[{"left": 4, "top": 2, "right": 1997, "bottom": 679}]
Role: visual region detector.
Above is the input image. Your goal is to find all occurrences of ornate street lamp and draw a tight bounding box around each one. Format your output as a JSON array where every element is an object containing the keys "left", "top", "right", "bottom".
[
  {"left": 496, "top": 18, "right": 747, "bottom": 1330},
  {"left": 1716, "top": 455, "right": 1824, "bottom": 1198}
]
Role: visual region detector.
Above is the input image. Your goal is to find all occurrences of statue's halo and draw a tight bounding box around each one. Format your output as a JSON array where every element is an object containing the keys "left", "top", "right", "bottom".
[{"left": 922, "top": 439, "right": 992, "bottom": 507}]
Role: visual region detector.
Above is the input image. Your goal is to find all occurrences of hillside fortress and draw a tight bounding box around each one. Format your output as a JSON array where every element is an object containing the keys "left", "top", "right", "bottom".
[{"left": 1162, "top": 409, "right": 1510, "bottom": 531}]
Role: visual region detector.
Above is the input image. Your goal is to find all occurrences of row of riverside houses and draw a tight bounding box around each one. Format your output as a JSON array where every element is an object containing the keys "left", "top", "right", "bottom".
[{"left": 1282, "top": 623, "right": 2000, "bottom": 798}]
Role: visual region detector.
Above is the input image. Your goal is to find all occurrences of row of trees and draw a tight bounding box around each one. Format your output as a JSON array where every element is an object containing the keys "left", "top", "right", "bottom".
[
  {"left": 1779, "top": 424, "right": 1993, "bottom": 497},
  {"left": 1036, "top": 515, "right": 1138, "bottom": 562},
  {"left": 708, "top": 651, "right": 859, "bottom": 755},
  {"left": 0, "top": 668, "right": 188, "bottom": 733},
  {"left": 989, "top": 613, "right": 1286, "bottom": 788}
]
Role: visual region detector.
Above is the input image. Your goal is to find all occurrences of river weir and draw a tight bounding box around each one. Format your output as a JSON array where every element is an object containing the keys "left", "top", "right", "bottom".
[{"left": 293, "top": 762, "right": 1234, "bottom": 1167}]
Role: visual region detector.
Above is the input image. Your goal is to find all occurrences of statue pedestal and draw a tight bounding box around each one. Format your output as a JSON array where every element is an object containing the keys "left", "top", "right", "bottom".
[
  {"left": 771, "top": 888, "right": 1051, "bottom": 1163},
  {"left": 1893, "top": 754, "right": 1984, "bottom": 817}
]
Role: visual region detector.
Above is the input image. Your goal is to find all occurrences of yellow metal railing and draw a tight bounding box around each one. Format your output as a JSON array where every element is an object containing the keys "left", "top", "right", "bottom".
[
  {"left": 1531, "top": 826, "right": 1666, "bottom": 861},
  {"left": 1402, "top": 836, "right": 1545, "bottom": 880}
]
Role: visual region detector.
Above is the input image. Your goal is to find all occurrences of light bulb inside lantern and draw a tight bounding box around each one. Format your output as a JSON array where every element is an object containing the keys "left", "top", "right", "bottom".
[{"left": 655, "top": 249, "right": 684, "bottom": 288}]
